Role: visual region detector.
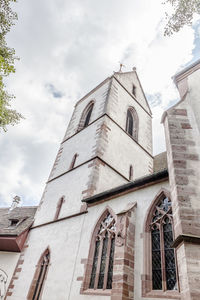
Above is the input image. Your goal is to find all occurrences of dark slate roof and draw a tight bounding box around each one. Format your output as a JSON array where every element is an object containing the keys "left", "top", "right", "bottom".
[
  {"left": 153, "top": 151, "right": 168, "bottom": 173},
  {"left": 0, "top": 206, "right": 37, "bottom": 236}
]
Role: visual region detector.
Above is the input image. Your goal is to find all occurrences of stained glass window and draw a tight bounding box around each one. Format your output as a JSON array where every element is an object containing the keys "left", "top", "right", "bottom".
[
  {"left": 151, "top": 196, "right": 177, "bottom": 291},
  {"left": 89, "top": 212, "right": 116, "bottom": 290}
]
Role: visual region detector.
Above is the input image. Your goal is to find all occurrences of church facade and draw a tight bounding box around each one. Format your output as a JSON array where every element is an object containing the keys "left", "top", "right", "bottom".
[{"left": 1, "top": 59, "right": 200, "bottom": 300}]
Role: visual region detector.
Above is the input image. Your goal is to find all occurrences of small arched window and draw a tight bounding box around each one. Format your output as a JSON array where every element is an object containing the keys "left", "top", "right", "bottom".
[
  {"left": 28, "top": 248, "right": 50, "bottom": 300},
  {"left": 78, "top": 101, "right": 94, "bottom": 131},
  {"left": 125, "top": 107, "right": 138, "bottom": 141},
  {"left": 83, "top": 208, "right": 116, "bottom": 292}
]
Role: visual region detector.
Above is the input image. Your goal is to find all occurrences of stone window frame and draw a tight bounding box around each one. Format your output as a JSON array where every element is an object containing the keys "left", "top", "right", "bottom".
[
  {"left": 77, "top": 100, "right": 95, "bottom": 132},
  {"left": 125, "top": 106, "right": 139, "bottom": 141},
  {"left": 69, "top": 153, "right": 78, "bottom": 170},
  {"left": 81, "top": 206, "right": 116, "bottom": 296},
  {"left": 27, "top": 247, "right": 50, "bottom": 300},
  {"left": 54, "top": 196, "right": 65, "bottom": 220},
  {"left": 142, "top": 188, "right": 180, "bottom": 299}
]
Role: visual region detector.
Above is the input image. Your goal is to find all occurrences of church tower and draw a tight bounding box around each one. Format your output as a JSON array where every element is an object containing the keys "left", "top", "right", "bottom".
[
  {"left": 6, "top": 69, "right": 154, "bottom": 300},
  {"left": 33, "top": 69, "right": 153, "bottom": 226}
]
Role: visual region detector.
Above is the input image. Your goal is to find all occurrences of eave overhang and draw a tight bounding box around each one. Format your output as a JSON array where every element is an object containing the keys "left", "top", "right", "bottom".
[{"left": 0, "top": 229, "right": 29, "bottom": 252}]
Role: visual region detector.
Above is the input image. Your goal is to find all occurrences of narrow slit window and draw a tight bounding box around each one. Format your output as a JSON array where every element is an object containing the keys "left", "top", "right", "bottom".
[
  {"left": 129, "top": 165, "right": 133, "bottom": 181},
  {"left": 69, "top": 153, "right": 78, "bottom": 170},
  {"left": 54, "top": 196, "right": 64, "bottom": 220},
  {"left": 132, "top": 84, "right": 136, "bottom": 96},
  {"left": 28, "top": 249, "right": 50, "bottom": 300}
]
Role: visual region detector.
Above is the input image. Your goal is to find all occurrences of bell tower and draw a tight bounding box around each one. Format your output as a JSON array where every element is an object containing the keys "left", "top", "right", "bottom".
[{"left": 34, "top": 69, "right": 153, "bottom": 226}]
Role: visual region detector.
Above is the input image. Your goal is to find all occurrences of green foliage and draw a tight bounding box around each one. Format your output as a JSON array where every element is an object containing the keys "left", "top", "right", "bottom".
[
  {"left": 164, "top": 0, "right": 200, "bottom": 36},
  {"left": 0, "top": 0, "right": 22, "bottom": 132}
]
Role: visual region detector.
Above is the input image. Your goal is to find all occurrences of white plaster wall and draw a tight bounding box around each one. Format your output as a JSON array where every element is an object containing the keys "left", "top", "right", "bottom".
[
  {"left": 0, "top": 252, "right": 20, "bottom": 297},
  {"left": 102, "top": 116, "right": 153, "bottom": 180},
  {"left": 9, "top": 180, "right": 171, "bottom": 300},
  {"left": 9, "top": 215, "right": 110, "bottom": 300},
  {"left": 95, "top": 163, "right": 128, "bottom": 195},
  {"left": 34, "top": 163, "right": 91, "bottom": 226},
  {"left": 114, "top": 72, "right": 151, "bottom": 114},
  {"left": 50, "top": 119, "right": 101, "bottom": 180},
  {"left": 107, "top": 78, "right": 152, "bottom": 154},
  {"left": 64, "top": 79, "right": 110, "bottom": 140}
]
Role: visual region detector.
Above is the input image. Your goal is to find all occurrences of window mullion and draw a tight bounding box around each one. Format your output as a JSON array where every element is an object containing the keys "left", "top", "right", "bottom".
[
  {"left": 94, "top": 236, "right": 104, "bottom": 289},
  {"left": 37, "top": 261, "right": 49, "bottom": 299},
  {"left": 160, "top": 222, "right": 167, "bottom": 291},
  {"left": 33, "top": 262, "right": 45, "bottom": 300},
  {"left": 103, "top": 234, "right": 112, "bottom": 289}
]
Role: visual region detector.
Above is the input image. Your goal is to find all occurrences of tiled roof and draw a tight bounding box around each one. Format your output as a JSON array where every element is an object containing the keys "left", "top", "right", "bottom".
[
  {"left": 0, "top": 206, "right": 37, "bottom": 236},
  {"left": 153, "top": 151, "right": 168, "bottom": 173}
]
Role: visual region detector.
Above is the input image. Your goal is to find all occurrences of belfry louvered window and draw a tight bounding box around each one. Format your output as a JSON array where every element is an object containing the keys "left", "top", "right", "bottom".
[
  {"left": 125, "top": 107, "right": 139, "bottom": 141},
  {"left": 83, "top": 103, "right": 93, "bottom": 127},
  {"left": 151, "top": 196, "right": 177, "bottom": 291},
  {"left": 78, "top": 101, "right": 94, "bottom": 131},
  {"left": 89, "top": 212, "right": 116, "bottom": 290}
]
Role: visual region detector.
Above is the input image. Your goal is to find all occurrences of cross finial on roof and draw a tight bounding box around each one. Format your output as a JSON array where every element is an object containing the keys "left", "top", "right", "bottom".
[{"left": 118, "top": 62, "right": 125, "bottom": 72}]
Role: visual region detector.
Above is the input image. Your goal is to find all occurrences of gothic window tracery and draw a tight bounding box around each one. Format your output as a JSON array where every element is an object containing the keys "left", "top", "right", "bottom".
[
  {"left": 125, "top": 107, "right": 138, "bottom": 141},
  {"left": 150, "top": 196, "right": 177, "bottom": 291},
  {"left": 89, "top": 211, "right": 116, "bottom": 291}
]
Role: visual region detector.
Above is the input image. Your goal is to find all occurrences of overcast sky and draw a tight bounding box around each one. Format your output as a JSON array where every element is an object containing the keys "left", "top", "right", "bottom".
[{"left": 0, "top": 0, "right": 200, "bottom": 207}]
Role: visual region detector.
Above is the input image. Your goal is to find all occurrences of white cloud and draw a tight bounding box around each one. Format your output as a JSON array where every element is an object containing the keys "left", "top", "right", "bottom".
[{"left": 0, "top": 0, "right": 199, "bottom": 206}]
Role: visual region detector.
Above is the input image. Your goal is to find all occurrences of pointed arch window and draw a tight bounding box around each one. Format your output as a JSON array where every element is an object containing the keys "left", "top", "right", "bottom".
[
  {"left": 28, "top": 249, "right": 50, "bottom": 300},
  {"left": 142, "top": 191, "right": 179, "bottom": 297},
  {"left": 78, "top": 101, "right": 94, "bottom": 131},
  {"left": 151, "top": 196, "right": 177, "bottom": 291},
  {"left": 82, "top": 209, "right": 116, "bottom": 293},
  {"left": 125, "top": 107, "right": 139, "bottom": 141}
]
